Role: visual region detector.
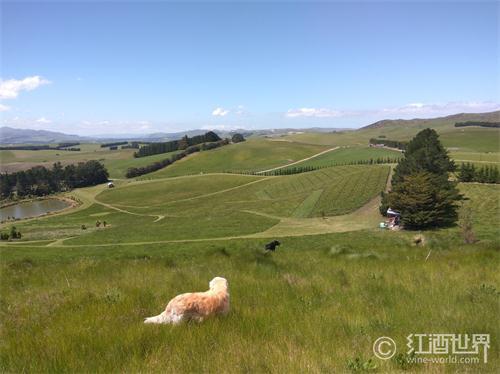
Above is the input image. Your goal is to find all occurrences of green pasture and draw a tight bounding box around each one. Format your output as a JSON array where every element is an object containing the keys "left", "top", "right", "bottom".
[
  {"left": 0, "top": 145, "right": 133, "bottom": 175},
  {"left": 439, "top": 128, "right": 500, "bottom": 153},
  {"left": 1, "top": 229, "right": 498, "bottom": 372},
  {"left": 103, "top": 150, "right": 183, "bottom": 179},
  {"left": 283, "top": 122, "right": 499, "bottom": 154},
  {"left": 143, "top": 138, "right": 329, "bottom": 178},
  {"left": 280, "top": 146, "right": 402, "bottom": 170}
]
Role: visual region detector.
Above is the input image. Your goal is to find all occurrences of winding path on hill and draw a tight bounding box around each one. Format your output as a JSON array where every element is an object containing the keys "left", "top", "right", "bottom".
[{"left": 255, "top": 147, "right": 339, "bottom": 174}]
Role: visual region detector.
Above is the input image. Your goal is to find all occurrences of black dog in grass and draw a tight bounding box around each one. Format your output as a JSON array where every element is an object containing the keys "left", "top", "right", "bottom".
[{"left": 265, "top": 240, "right": 281, "bottom": 251}]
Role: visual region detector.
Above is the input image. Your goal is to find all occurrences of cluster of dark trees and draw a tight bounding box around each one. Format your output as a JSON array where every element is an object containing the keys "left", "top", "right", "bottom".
[
  {"left": 126, "top": 139, "right": 229, "bottom": 178},
  {"left": 0, "top": 142, "right": 81, "bottom": 151},
  {"left": 0, "top": 226, "right": 21, "bottom": 240},
  {"left": 0, "top": 160, "right": 109, "bottom": 199},
  {"left": 134, "top": 131, "right": 221, "bottom": 158},
  {"left": 231, "top": 133, "right": 245, "bottom": 143},
  {"left": 101, "top": 141, "right": 128, "bottom": 148},
  {"left": 458, "top": 163, "right": 499, "bottom": 184},
  {"left": 369, "top": 138, "right": 408, "bottom": 150},
  {"left": 380, "top": 128, "right": 463, "bottom": 229},
  {"left": 455, "top": 121, "right": 500, "bottom": 128}
]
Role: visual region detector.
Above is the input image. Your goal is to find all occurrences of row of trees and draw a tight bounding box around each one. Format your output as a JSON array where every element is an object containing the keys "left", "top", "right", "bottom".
[
  {"left": 369, "top": 138, "right": 408, "bottom": 150},
  {"left": 457, "top": 163, "right": 499, "bottom": 184},
  {"left": 134, "top": 131, "right": 221, "bottom": 158},
  {"left": 455, "top": 121, "right": 500, "bottom": 128},
  {"left": 0, "top": 161, "right": 109, "bottom": 199},
  {"left": 227, "top": 157, "right": 401, "bottom": 176},
  {"left": 0, "top": 142, "right": 81, "bottom": 151},
  {"left": 101, "top": 141, "right": 128, "bottom": 148},
  {"left": 380, "top": 129, "right": 463, "bottom": 229},
  {"left": 125, "top": 139, "right": 229, "bottom": 178}
]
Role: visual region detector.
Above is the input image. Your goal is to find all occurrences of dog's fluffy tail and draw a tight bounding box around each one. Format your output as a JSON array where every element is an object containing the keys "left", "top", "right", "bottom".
[{"left": 144, "top": 310, "right": 169, "bottom": 324}]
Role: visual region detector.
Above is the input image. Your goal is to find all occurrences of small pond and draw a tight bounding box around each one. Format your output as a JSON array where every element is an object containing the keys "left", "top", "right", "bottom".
[{"left": 0, "top": 199, "right": 71, "bottom": 221}]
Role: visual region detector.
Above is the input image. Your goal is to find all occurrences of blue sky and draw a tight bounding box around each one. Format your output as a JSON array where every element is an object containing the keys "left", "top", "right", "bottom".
[{"left": 1, "top": 1, "right": 498, "bottom": 135}]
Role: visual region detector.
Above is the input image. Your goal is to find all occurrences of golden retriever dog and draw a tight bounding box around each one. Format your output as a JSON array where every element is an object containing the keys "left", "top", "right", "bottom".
[{"left": 144, "top": 277, "right": 229, "bottom": 324}]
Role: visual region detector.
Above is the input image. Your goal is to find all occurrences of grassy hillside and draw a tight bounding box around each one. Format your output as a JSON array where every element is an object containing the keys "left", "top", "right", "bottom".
[
  {"left": 283, "top": 111, "right": 500, "bottom": 154},
  {"left": 0, "top": 145, "right": 185, "bottom": 179},
  {"left": 0, "top": 144, "right": 134, "bottom": 177},
  {"left": 0, "top": 113, "right": 498, "bottom": 373},
  {"left": 143, "top": 138, "right": 329, "bottom": 178},
  {"left": 1, "top": 186, "right": 498, "bottom": 372},
  {"left": 279, "top": 146, "right": 401, "bottom": 170},
  {"left": 7, "top": 165, "right": 389, "bottom": 244}
]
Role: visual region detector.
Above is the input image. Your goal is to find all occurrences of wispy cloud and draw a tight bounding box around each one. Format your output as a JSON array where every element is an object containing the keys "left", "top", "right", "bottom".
[
  {"left": 212, "top": 107, "right": 229, "bottom": 117},
  {"left": 0, "top": 103, "right": 10, "bottom": 112},
  {"left": 0, "top": 76, "right": 51, "bottom": 100},
  {"left": 201, "top": 124, "right": 242, "bottom": 131},
  {"left": 285, "top": 101, "right": 500, "bottom": 120},
  {"left": 381, "top": 101, "right": 500, "bottom": 115},
  {"left": 36, "top": 117, "right": 52, "bottom": 124},
  {"left": 285, "top": 107, "right": 344, "bottom": 118}
]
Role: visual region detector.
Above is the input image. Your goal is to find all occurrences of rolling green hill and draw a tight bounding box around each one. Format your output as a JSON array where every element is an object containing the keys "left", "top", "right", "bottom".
[
  {"left": 9, "top": 165, "right": 389, "bottom": 245},
  {"left": 283, "top": 111, "right": 500, "bottom": 153},
  {"left": 1, "top": 124, "right": 498, "bottom": 373},
  {"left": 142, "top": 138, "right": 329, "bottom": 178},
  {"left": 0, "top": 181, "right": 498, "bottom": 373}
]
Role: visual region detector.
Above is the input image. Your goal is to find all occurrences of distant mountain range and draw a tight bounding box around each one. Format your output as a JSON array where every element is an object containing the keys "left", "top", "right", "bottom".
[
  {"left": 0, "top": 126, "right": 349, "bottom": 145},
  {"left": 1, "top": 111, "right": 498, "bottom": 144},
  {"left": 0, "top": 127, "right": 90, "bottom": 144}
]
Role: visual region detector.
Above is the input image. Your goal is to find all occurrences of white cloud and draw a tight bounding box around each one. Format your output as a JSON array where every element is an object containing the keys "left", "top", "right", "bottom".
[
  {"left": 212, "top": 107, "right": 229, "bottom": 117},
  {"left": 381, "top": 101, "right": 500, "bottom": 115},
  {"left": 0, "top": 76, "right": 51, "bottom": 99},
  {"left": 201, "top": 124, "right": 241, "bottom": 131},
  {"left": 36, "top": 117, "right": 52, "bottom": 124},
  {"left": 0, "top": 103, "right": 10, "bottom": 112},
  {"left": 285, "top": 107, "right": 343, "bottom": 118}
]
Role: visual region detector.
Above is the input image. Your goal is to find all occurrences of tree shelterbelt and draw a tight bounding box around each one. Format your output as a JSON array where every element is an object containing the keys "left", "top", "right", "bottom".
[
  {"left": 381, "top": 128, "right": 463, "bottom": 229},
  {"left": 0, "top": 160, "right": 109, "bottom": 199},
  {"left": 134, "top": 131, "right": 221, "bottom": 157}
]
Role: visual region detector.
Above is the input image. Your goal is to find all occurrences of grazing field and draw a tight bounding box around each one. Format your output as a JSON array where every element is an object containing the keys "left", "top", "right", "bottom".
[
  {"left": 103, "top": 150, "right": 183, "bottom": 179},
  {"left": 143, "top": 138, "right": 329, "bottom": 178},
  {"left": 0, "top": 145, "right": 133, "bottom": 176},
  {"left": 439, "top": 128, "right": 500, "bottom": 153},
  {"left": 449, "top": 151, "right": 500, "bottom": 164},
  {"left": 1, "top": 117, "right": 498, "bottom": 373},
  {"left": 283, "top": 112, "right": 500, "bottom": 155},
  {"left": 1, "top": 230, "right": 498, "bottom": 372},
  {"left": 278, "top": 146, "right": 402, "bottom": 170}
]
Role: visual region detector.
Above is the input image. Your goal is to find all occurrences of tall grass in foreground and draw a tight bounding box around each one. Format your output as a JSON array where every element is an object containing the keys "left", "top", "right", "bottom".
[{"left": 1, "top": 232, "right": 498, "bottom": 373}]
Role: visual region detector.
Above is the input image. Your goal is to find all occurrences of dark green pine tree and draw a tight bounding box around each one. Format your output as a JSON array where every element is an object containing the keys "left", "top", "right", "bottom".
[
  {"left": 382, "top": 128, "right": 463, "bottom": 229},
  {"left": 391, "top": 128, "right": 455, "bottom": 185}
]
